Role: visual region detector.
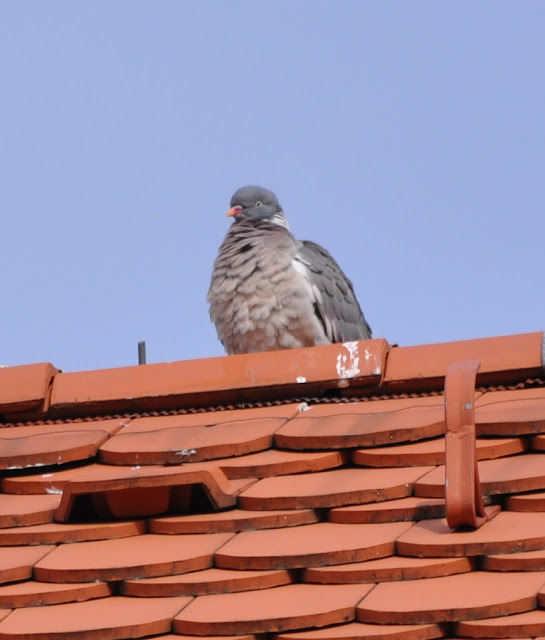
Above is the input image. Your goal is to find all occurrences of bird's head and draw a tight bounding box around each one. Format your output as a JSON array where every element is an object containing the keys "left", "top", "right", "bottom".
[{"left": 227, "top": 186, "right": 289, "bottom": 229}]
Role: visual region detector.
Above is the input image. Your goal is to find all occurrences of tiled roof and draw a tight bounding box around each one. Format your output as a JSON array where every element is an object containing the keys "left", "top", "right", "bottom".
[{"left": 0, "top": 331, "right": 544, "bottom": 639}]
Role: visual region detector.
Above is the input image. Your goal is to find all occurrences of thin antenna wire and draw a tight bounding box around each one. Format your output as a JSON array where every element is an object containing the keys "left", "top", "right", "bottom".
[{"left": 138, "top": 341, "right": 147, "bottom": 365}]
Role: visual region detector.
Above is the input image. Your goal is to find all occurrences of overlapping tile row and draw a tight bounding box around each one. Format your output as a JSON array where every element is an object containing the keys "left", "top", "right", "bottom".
[{"left": 0, "top": 333, "right": 544, "bottom": 639}]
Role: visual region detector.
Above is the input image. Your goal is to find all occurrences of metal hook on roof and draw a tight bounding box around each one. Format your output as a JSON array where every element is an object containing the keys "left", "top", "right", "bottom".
[{"left": 444, "top": 360, "right": 500, "bottom": 530}]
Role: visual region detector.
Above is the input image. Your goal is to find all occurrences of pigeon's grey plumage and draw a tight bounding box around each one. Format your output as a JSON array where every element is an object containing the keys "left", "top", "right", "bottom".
[{"left": 207, "top": 186, "right": 372, "bottom": 355}]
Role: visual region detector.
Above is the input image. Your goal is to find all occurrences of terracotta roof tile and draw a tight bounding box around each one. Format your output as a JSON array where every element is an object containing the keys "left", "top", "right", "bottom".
[
  {"left": 382, "top": 332, "right": 544, "bottom": 391},
  {"left": 276, "top": 622, "right": 445, "bottom": 640},
  {"left": 0, "top": 430, "right": 110, "bottom": 470},
  {"left": 0, "top": 331, "right": 544, "bottom": 638},
  {"left": 0, "top": 546, "right": 54, "bottom": 584},
  {"left": 508, "top": 491, "right": 545, "bottom": 512},
  {"left": 414, "top": 453, "right": 545, "bottom": 498},
  {"left": 329, "top": 497, "right": 445, "bottom": 524},
  {"left": 0, "top": 580, "right": 112, "bottom": 609},
  {"left": 303, "top": 555, "right": 474, "bottom": 584},
  {"left": 0, "top": 494, "right": 60, "bottom": 528},
  {"left": 0, "top": 420, "right": 123, "bottom": 470},
  {"left": 49, "top": 339, "right": 388, "bottom": 417},
  {"left": 122, "top": 567, "right": 292, "bottom": 597},
  {"left": 0, "top": 520, "right": 145, "bottom": 546},
  {"left": 455, "top": 609, "right": 545, "bottom": 637},
  {"left": 483, "top": 548, "right": 545, "bottom": 571},
  {"left": 98, "top": 415, "right": 289, "bottom": 464},
  {"left": 396, "top": 511, "right": 545, "bottom": 557},
  {"left": 238, "top": 467, "right": 432, "bottom": 510},
  {"left": 275, "top": 399, "right": 445, "bottom": 450},
  {"left": 173, "top": 583, "right": 373, "bottom": 635},
  {"left": 214, "top": 521, "right": 413, "bottom": 570},
  {"left": 150, "top": 507, "right": 318, "bottom": 534},
  {"left": 0, "top": 595, "right": 191, "bottom": 639},
  {"left": 475, "top": 387, "right": 545, "bottom": 435},
  {"left": 215, "top": 448, "right": 345, "bottom": 478},
  {"left": 0, "top": 363, "right": 58, "bottom": 419},
  {"left": 33, "top": 532, "right": 233, "bottom": 582},
  {"left": 352, "top": 436, "right": 525, "bottom": 467},
  {"left": 356, "top": 571, "right": 545, "bottom": 624}
]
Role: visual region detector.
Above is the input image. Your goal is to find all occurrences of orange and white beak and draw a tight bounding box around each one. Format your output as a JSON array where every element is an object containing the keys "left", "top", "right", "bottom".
[{"left": 226, "top": 205, "right": 243, "bottom": 217}]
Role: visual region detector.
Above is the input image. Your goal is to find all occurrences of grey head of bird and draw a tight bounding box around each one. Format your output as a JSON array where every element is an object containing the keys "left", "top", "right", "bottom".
[{"left": 227, "top": 186, "right": 289, "bottom": 229}]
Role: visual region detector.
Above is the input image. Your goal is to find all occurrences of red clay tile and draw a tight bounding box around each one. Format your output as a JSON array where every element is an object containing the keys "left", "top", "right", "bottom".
[
  {"left": 0, "top": 363, "right": 58, "bottom": 418},
  {"left": 356, "top": 571, "right": 545, "bottom": 624},
  {"left": 0, "top": 430, "right": 111, "bottom": 470},
  {"left": 0, "top": 614, "right": 10, "bottom": 625},
  {"left": 49, "top": 339, "right": 388, "bottom": 417},
  {"left": 414, "top": 453, "right": 545, "bottom": 498},
  {"left": 54, "top": 463, "right": 245, "bottom": 522},
  {"left": 172, "top": 636, "right": 256, "bottom": 640},
  {"left": 0, "top": 580, "right": 112, "bottom": 609},
  {"left": 507, "top": 492, "right": 545, "bottom": 512},
  {"left": 150, "top": 507, "right": 318, "bottom": 534},
  {"left": 0, "top": 520, "right": 145, "bottom": 546},
  {"left": 277, "top": 621, "right": 445, "bottom": 640},
  {"left": 0, "top": 494, "right": 60, "bottom": 528},
  {"left": 1, "top": 462, "right": 221, "bottom": 495},
  {"left": 329, "top": 497, "right": 445, "bottom": 524},
  {"left": 476, "top": 388, "right": 545, "bottom": 435},
  {"left": 303, "top": 555, "right": 474, "bottom": 584},
  {"left": 121, "top": 405, "right": 299, "bottom": 432},
  {"left": 537, "top": 583, "right": 545, "bottom": 607},
  {"left": 99, "top": 418, "right": 286, "bottom": 465},
  {"left": 275, "top": 400, "right": 445, "bottom": 450},
  {"left": 0, "top": 420, "right": 123, "bottom": 472},
  {"left": 533, "top": 435, "right": 545, "bottom": 451},
  {"left": 396, "top": 511, "right": 545, "bottom": 557},
  {"left": 353, "top": 437, "right": 524, "bottom": 467},
  {"left": 122, "top": 567, "right": 292, "bottom": 596},
  {"left": 33, "top": 532, "right": 233, "bottom": 582},
  {"left": 0, "top": 546, "right": 54, "bottom": 584},
  {"left": 0, "top": 595, "right": 191, "bottom": 639},
  {"left": 238, "top": 467, "right": 431, "bottom": 510},
  {"left": 382, "top": 332, "right": 544, "bottom": 392},
  {"left": 216, "top": 449, "right": 345, "bottom": 479},
  {"left": 483, "top": 549, "right": 545, "bottom": 571},
  {"left": 456, "top": 609, "right": 545, "bottom": 637},
  {"left": 173, "top": 583, "right": 373, "bottom": 635},
  {"left": 0, "top": 419, "right": 124, "bottom": 441},
  {"left": 215, "top": 521, "right": 413, "bottom": 570}
]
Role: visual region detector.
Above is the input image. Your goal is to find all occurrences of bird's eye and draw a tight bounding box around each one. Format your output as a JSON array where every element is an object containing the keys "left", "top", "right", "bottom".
[{"left": 255, "top": 201, "right": 262, "bottom": 207}]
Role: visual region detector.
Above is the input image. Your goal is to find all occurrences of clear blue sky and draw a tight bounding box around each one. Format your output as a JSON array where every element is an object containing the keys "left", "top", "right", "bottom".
[{"left": 1, "top": 2, "right": 544, "bottom": 372}]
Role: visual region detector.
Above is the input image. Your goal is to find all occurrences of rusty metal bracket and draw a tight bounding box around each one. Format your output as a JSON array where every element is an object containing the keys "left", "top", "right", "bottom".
[{"left": 444, "top": 360, "right": 500, "bottom": 529}]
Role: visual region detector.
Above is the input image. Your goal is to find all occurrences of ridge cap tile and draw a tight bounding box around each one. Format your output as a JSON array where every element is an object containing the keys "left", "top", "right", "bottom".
[
  {"left": 383, "top": 332, "right": 544, "bottom": 390},
  {"left": 0, "top": 363, "right": 58, "bottom": 418},
  {"left": 48, "top": 338, "right": 388, "bottom": 417}
]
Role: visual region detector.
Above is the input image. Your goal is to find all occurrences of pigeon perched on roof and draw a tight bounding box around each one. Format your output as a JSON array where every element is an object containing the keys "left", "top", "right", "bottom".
[{"left": 207, "top": 186, "right": 372, "bottom": 355}]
